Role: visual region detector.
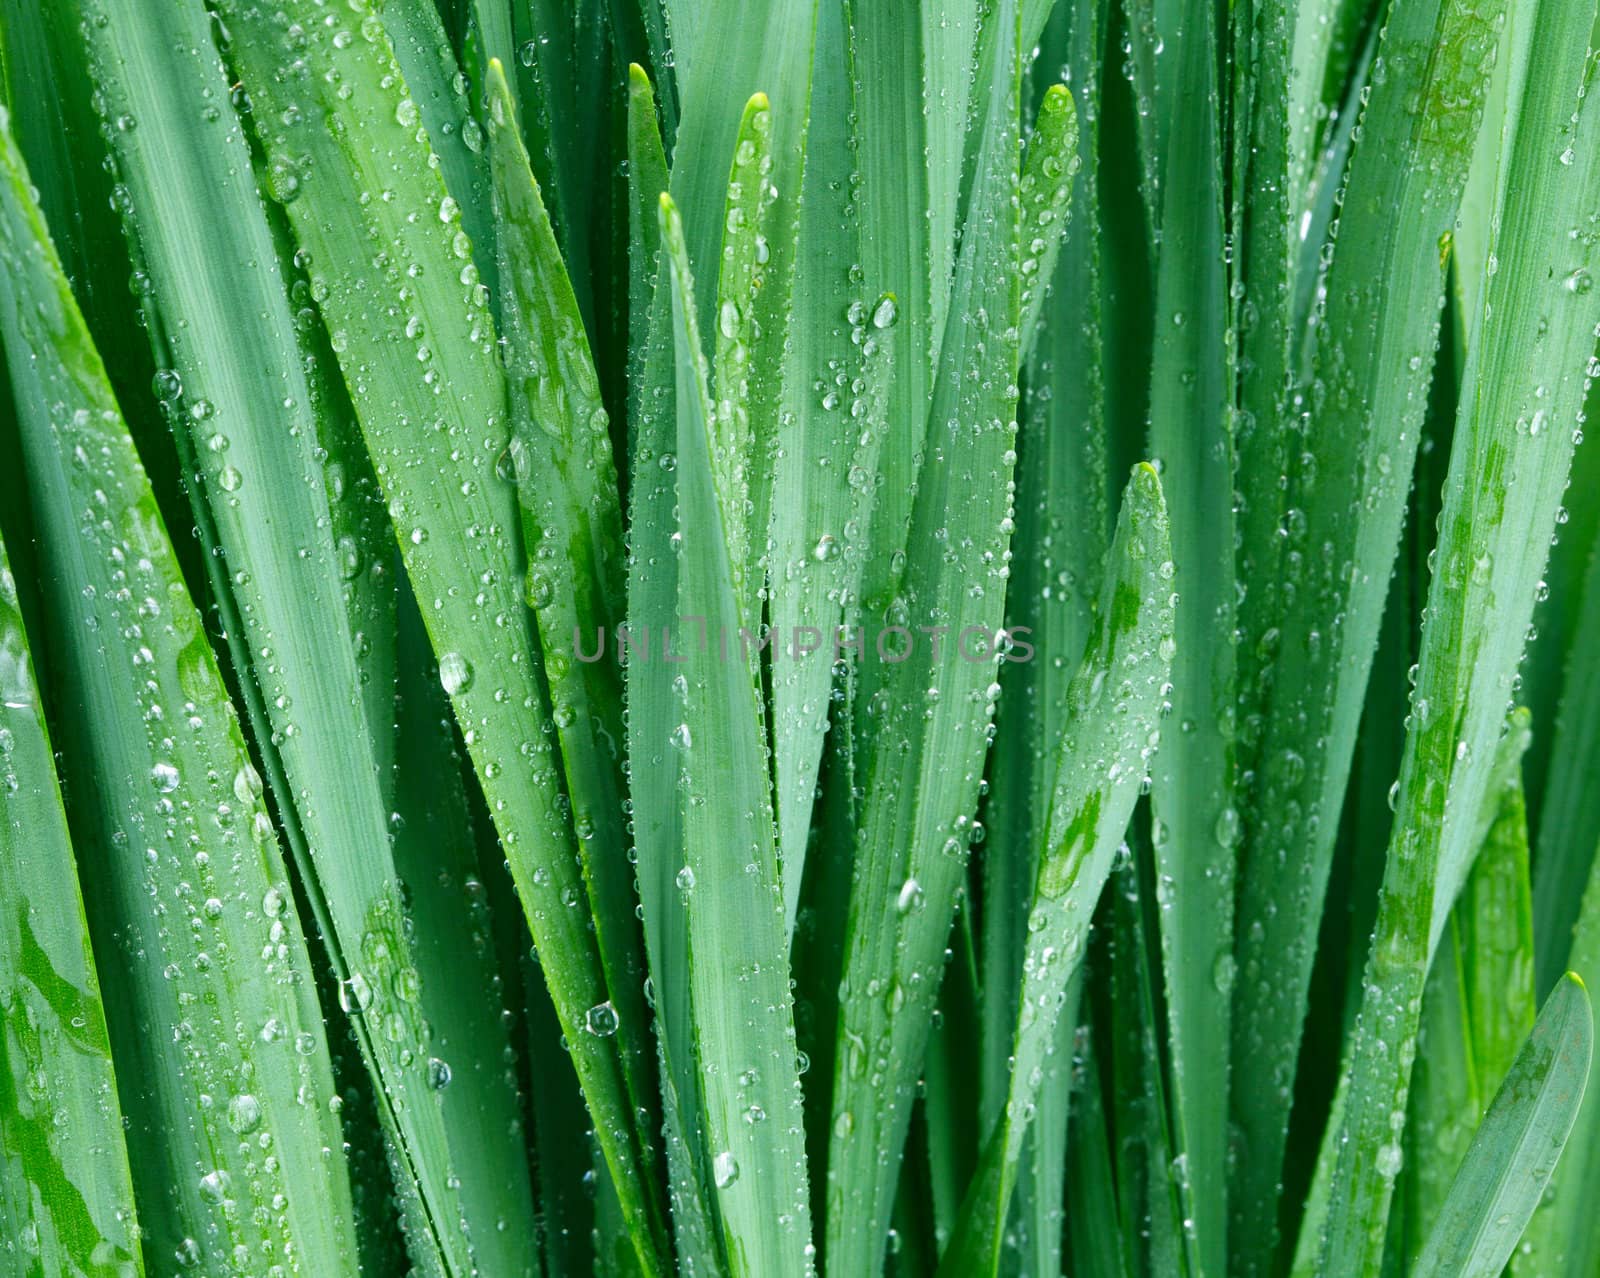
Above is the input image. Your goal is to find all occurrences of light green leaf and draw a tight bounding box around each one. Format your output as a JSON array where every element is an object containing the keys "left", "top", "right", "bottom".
[
  {"left": 209, "top": 5, "right": 669, "bottom": 1269},
  {"left": 1411, "top": 974, "right": 1593, "bottom": 1278},
  {"left": 940, "top": 462, "right": 1175, "bottom": 1277},
  {"left": 1315, "top": 0, "right": 1600, "bottom": 1268},
  {"left": 660, "top": 191, "right": 815, "bottom": 1278},
  {"left": 0, "top": 525, "right": 141, "bottom": 1275},
  {"left": 825, "top": 3, "right": 1024, "bottom": 1269},
  {"left": 0, "top": 105, "right": 360, "bottom": 1275}
]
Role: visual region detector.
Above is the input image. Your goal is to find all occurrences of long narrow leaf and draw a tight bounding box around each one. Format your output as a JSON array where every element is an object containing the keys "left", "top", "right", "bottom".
[
  {"left": 1315, "top": 2, "right": 1600, "bottom": 1268},
  {"left": 0, "top": 109, "right": 360, "bottom": 1275},
  {"left": 0, "top": 522, "right": 141, "bottom": 1275},
  {"left": 1410, "top": 973, "right": 1593, "bottom": 1278}
]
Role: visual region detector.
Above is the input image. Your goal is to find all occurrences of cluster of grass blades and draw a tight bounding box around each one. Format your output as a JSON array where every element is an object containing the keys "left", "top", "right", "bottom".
[{"left": 0, "top": 0, "right": 1599, "bottom": 1274}]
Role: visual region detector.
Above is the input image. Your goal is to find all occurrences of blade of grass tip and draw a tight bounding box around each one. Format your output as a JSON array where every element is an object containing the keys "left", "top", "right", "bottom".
[
  {"left": 1532, "top": 537, "right": 1600, "bottom": 992},
  {"left": 1401, "top": 742, "right": 1535, "bottom": 1258},
  {"left": 656, "top": 0, "right": 816, "bottom": 612},
  {"left": 75, "top": 1, "right": 542, "bottom": 1268},
  {"left": 485, "top": 55, "right": 656, "bottom": 1169},
  {"left": 710, "top": 92, "right": 776, "bottom": 624},
  {"left": 980, "top": 67, "right": 1095, "bottom": 1129},
  {"left": 1133, "top": 0, "right": 1236, "bottom": 1270},
  {"left": 1517, "top": 841, "right": 1600, "bottom": 1277},
  {"left": 993, "top": 18, "right": 1110, "bottom": 1270},
  {"left": 209, "top": 6, "right": 669, "bottom": 1270},
  {"left": 626, "top": 64, "right": 670, "bottom": 432},
  {"left": 825, "top": 6, "right": 1023, "bottom": 1271},
  {"left": 978, "top": 0, "right": 1107, "bottom": 1165},
  {"left": 620, "top": 61, "right": 726, "bottom": 1278},
  {"left": 1230, "top": 0, "right": 1509, "bottom": 1254},
  {"left": 609, "top": 0, "right": 677, "bottom": 142},
  {"left": 0, "top": 110, "right": 360, "bottom": 1275},
  {"left": 1314, "top": 3, "right": 1600, "bottom": 1269},
  {"left": 507, "top": 0, "right": 605, "bottom": 320},
  {"left": 0, "top": 527, "right": 142, "bottom": 1275},
  {"left": 1410, "top": 974, "right": 1593, "bottom": 1278},
  {"left": 940, "top": 463, "right": 1175, "bottom": 1278},
  {"left": 660, "top": 191, "right": 815, "bottom": 1277},
  {"left": 768, "top": 0, "right": 883, "bottom": 926}
]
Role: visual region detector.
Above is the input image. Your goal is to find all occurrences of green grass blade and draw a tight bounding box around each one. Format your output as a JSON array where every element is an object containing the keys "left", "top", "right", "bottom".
[
  {"left": 209, "top": 5, "right": 669, "bottom": 1269},
  {"left": 660, "top": 192, "right": 815, "bottom": 1277},
  {"left": 710, "top": 93, "right": 774, "bottom": 621},
  {"left": 486, "top": 60, "right": 657, "bottom": 1174},
  {"left": 764, "top": 0, "right": 859, "bottom": 927},
  {"left": 1138, "top": 0, "right": 1234, "bottom": 1268},
  {"left": 980, "top": 0, "right": 1108, "bottom": 1136},
  {"left": 848, "top": 0, "right": 977, "bottom": 623},
  {"left": 1401, "top": 742, "right": 1535, "bottom": 1258},
  {"left": 375, "top": 0, "right": 497, "bottom": 296},
  {"left": 1016, "top": 90, "right": 1079, "bottom": 357},
  {"left": 1410, "top": 973, "right": 1593, "bottom": 1278},
  {"left": 620, "top": 61, "right": 727, "bottom": 1278},
  {"left": 1315, "top": 2, "right": 1600, "bottom": 1268},
  {"left": 74, "top": 2, "right": 545, "bottom": 1267},
  {"left": 940, "top": 463, "right": 1174, "bottom": 1277},
  {"left": 825, "top": 4, "right": 1023, "bottom": 1268},
  {"left": 657, "top": 0, "right": 815, "bottom": 604},
  {"left": 1230, "top": 0, "right": 1510, "bottom": 1250},
  {"left": 0, "top": 110, "right": 360, "bottom": 1275},
  {"left": 0, "top": 524, "right": 142, "bottom": 1275},
  {"left": 1518, "top": 838, "right": 1600, "bottom": 1276},
  {"left": 626, "top": 64, "right": 670, "bottom": 431}
]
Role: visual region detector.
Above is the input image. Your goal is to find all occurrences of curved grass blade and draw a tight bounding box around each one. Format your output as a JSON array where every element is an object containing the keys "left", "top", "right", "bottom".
[
  {"left": 940, "top": 463, "right": 1175, "bottom": 1278},
  {"left": 486, "top": 58, "right": 655, "bottom": 1165},
  {"left": 1314, "top": 3, "right": 1600, "bottom": 1268},
  {"left": 1518, "top": 841, "right": 1600, "bottom": 1276},
  {"left": 1401, "top": 739, "right": 1534, "bottom": 1257},
  {"left": 620, "top": 62, "right": 726, "bottom": 1278},
  {"left": 208, "top": 6, "right": 669, "bottom": 1269},
  {"left": 825, "top": 5, "right": 1023, "bottom": 1269},
  {"left": 978, "top": 0, "right": 1107, "bottom": 1199},
  {"left": 661, "top": 192, "right": 815, "bottom": 1277},
  {"left": 74, "top": 2, "right": 543, "bottom": 1268},
  {"left": 0, "top": 109, "right": 360, "bottom": 1275},
  {"left": 1410, "top": 974, "right": 1592, "bottom": 1278},
  {"left": 1230, "top": 0, "right": 1511, "bottom": 1251},
  {"left": 0, "top": 526, "right": 142, "bottom": 1276}
]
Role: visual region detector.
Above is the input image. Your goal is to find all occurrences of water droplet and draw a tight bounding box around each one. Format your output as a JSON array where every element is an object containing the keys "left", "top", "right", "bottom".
[
  {"left": 585, "top": 1001, "right": 619, "bottom": 1037},
  {"left": 871, "top": 295, "right": 898, "bottom": 329},
  {"left": 713, "top": 1150, "right": 740, "bottom": 1188},
  {"left": 227, "top": 1093, "right": 262, "bottom": 1133},
  {"left": 151, "top": 761, "right": 180, "bottom": 793},
  {"left": 439, "top": 652, "right": 473, "bottom": 695}
]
